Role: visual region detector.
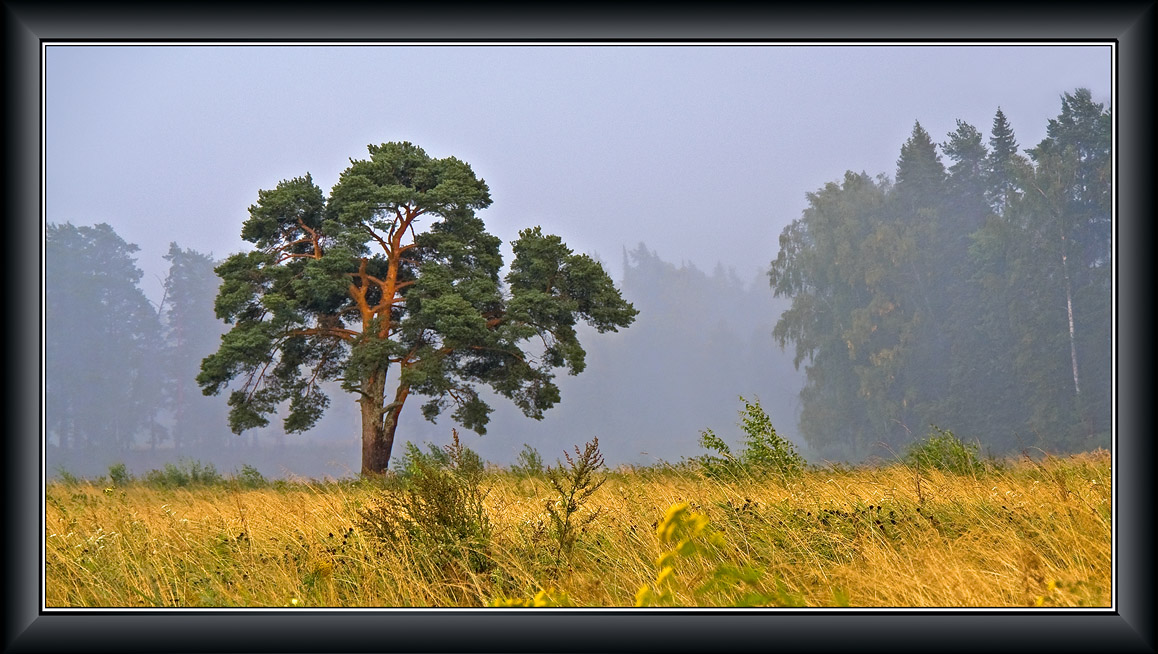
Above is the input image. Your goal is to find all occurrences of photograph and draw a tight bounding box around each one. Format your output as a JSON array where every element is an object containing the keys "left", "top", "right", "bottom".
[{"left": 9, "top": 4, "right": 1153, "bottom": 653}]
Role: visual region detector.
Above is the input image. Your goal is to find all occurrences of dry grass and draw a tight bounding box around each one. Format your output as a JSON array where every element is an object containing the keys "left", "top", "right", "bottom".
[{"left": 44, "top": 450, "right": 1111, "bottom": 608}]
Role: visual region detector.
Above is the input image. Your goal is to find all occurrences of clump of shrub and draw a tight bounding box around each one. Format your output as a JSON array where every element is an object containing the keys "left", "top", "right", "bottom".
[
  {"left": 358, "top": 430, "right": 493, "bottom": 574},
  {"left": 904, "top": 426, "right": 985, "bottom": 475},
  {"left": 698, "top": 396, "right": 804, "bottom": 480},
  {"left": 234, "top": 464, "right": 267, "bottom": 489},
  {"left": 392, "top": 441, "right": 454, "bottom": 479},
  {"left": 143, "top": 459, "right": 223, "bottom": 488},
  {"left": 510, "top": 443, "right": 545, "bottom": 478},
  {"left": 107, "top": 462, "right": 132, "bottom": 486},
  {"left": 544, "top": 437, "right": 606, "bottom": 563}
]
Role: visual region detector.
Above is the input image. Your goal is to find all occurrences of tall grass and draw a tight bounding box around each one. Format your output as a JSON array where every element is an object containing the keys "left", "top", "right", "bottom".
[{"left": 45, "top": 449, "right": 1111, "bottom": 608}]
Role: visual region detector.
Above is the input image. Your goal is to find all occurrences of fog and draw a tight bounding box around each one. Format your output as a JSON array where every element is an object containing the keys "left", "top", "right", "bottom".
[{"left": 44, "top": 43, "right": 1112, "bottom": 479}]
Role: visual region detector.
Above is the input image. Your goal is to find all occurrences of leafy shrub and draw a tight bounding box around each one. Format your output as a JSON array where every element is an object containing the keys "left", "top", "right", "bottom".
[
  {"left": 510, "top": 443, "right": 545, "bottom": 478},
  {"left": 393, "top": 435, "right": 456, "bottom": 476},
  {"left": 698, "top": 396, "right": 804, "bottom": 480},
  {"left": 904, "top": 427, "right": 985, "bottom": 475},
  {"left": 143, "top": 459, "right": 223, "bottom": 488},
  {"left": 107, "top": 462, "right": 132, "bottom": 486},
  {"left": 235, "top": 464, "right": 267, "bottom": 489},
  {"left": 545, "top": 437, "right": 606, "bottom": 563},
  {"left": 359, "top": 430, "right": 492, "bottom": 574}
]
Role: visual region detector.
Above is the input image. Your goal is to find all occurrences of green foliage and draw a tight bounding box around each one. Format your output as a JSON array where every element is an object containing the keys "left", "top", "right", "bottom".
[
  {"left": 545, "top": 437, "right": 606, "bottom": 562},
  {"left": 358, "top": 430, "right": 493, "bottom": 574},
  {"left": 392, "top": 441, "right": 453, "bottom": 479},
  {"left": 904, "top": 427, "right": 984, "bottom": 475},
  {"left": 107, "top": 462, "right": 132, "bottom": 487},
  {"left": 234, "top": 464, "right": 267, "bottom": 489},
  {"left": 143, "top": 459, "right": 224, "bottom": 489},
  {"left": 510, "top": 443, "right": 545, "bottom": 478},
  {"left": 698, "top": 397, "right": 804, "bottom": 480}
]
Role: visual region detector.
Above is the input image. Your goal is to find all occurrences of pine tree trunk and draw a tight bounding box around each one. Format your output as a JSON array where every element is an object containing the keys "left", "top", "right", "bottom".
[
  {"left": 359, "top": 374, "right": 410, "bottom": 476},
  {"left": 359, "top": 373, "right": 391, "bottom": 476}
]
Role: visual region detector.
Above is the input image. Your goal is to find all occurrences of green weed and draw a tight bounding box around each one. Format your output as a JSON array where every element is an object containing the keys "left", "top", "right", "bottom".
[
  {"left": 698, "top": 396, "right": 804, "bottom": 480},
  {"left": 510, "top": 444, "right": 545, "bottom": 478},
  {"left": 545, "top": 437, "right": 607, "bottom": 564}
]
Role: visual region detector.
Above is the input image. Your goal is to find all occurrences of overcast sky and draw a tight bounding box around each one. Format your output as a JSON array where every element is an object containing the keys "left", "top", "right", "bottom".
[{"left": 45, "top": 43, "right": 1111, "bottom": 304}]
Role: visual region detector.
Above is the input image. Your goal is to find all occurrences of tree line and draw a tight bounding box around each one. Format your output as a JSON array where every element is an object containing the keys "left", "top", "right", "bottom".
[
  {"left": 768, "top": 89, "right": 1111, "bottom": 460},
  {"left": 45, "top": 226, "right": 228, "bottom": 454}
]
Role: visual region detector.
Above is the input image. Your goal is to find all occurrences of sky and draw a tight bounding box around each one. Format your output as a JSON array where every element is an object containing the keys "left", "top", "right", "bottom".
[
  {"left": 45, "top": 43, "right": 1112, "bottom": 306},
  {"left": 43, "top": 43, "right": 1113, "bottom": 472}
]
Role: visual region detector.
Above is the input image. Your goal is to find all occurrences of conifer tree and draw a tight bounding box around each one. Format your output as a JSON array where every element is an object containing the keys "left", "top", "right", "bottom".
[
  {"left": 161, "top": 244, "right": 228, "bottom": 451},
  {"left": 198, "top": 142, "right": 637, "bottom": 474}
]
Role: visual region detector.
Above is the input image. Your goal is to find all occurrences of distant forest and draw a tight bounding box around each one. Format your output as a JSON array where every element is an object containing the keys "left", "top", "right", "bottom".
[
  {"left": 769, "top": 89, "right": 1111, "bottom": 460},
  {"left": 44, "top": 88, "right": 1111, "bottom": 475}
]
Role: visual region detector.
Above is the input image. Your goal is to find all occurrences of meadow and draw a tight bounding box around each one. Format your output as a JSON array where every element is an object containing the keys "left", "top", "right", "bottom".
[{"left": 44, "top": 427, "right": 1112, "bottom": 609}]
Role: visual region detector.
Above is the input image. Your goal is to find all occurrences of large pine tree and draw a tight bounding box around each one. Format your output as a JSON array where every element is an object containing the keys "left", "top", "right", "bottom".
[{"left": 198, "top": 142, "right": 637, "bottom": 475}]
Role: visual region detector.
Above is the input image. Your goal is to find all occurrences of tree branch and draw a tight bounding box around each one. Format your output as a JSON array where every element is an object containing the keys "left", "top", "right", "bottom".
[
  {"left": 292, "top": 326, "right": 360, "bottom": 340},
  {"left": 362, "top": 223, "right": 391, "bottom": 253}
]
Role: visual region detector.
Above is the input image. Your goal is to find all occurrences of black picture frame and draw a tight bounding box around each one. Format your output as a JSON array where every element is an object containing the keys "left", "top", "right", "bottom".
[{"left": 7, "top": 3, "right": 1153, "bottom": 652}]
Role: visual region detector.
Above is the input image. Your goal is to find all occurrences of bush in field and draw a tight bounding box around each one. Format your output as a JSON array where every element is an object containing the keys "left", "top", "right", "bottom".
[
  {"left": 393, "top": 441, "right": 452, "bottom": 478},
  {"left": 107, "top": 462, "right": 132, "bottom": 486},
  {"left": 143, "top": 459, "right": 223, "bottom": 488},
  {"left": 698, "top": 396, "right": 804, "bottom": 480},
  {"left": 358, "top": 430, "right": 492, "bottom": 574},
  {"left": 904, "top": 427, "right": 985, "bottom": 475},
  {"left": 510, "top": 444, "right": 545, "bottom": 478},
  {"left": 234, "top": 464, "right": 267, "bottom": 489},
  {"left": 635, "top": 502, "right": 805, "bottom": 607}
]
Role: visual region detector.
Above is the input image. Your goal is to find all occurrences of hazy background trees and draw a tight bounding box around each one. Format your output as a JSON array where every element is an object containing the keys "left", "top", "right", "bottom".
[
  {"left": 467, "top": 244, "right": 805, "bottom": 467},
  {"left": 159, "top": 243, "right": 231, "bottom": 452},
  {"left": 46, "top": 231, "right": 231, "bottom": 474},
  {"left": 44, "top": 88, "right": 1112, "bottom": 478},
  {"left": 46, "top": 223, "right": 165, "bottom": 452},
  {"left": 769, "top": 89, "right": 1111, "bottom": 460}
]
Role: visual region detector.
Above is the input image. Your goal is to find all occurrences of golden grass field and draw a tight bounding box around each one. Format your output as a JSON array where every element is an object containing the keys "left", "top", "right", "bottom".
[{"left": 44, "top": 449, "right": 1111, "bottom": 608}]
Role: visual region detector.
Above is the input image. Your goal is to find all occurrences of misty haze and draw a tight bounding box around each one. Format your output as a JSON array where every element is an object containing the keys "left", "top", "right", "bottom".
[{"left": 44, "top": 44, "right": 1111, "bottom": 481}]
